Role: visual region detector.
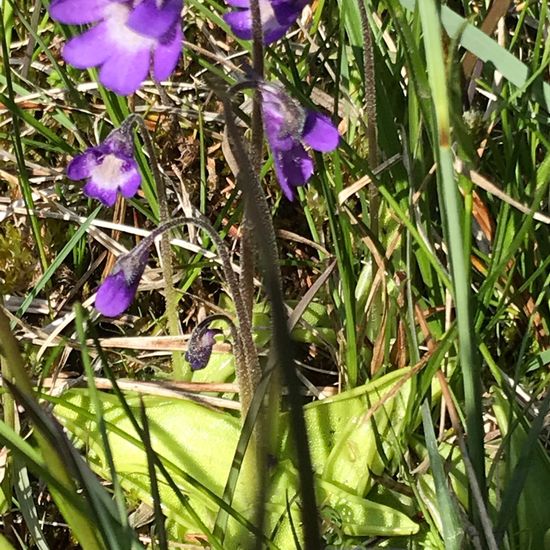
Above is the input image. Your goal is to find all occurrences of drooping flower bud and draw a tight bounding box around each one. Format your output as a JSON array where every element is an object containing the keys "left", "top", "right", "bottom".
[
  {"left": 185, "top": 322, "right": 223, "bottom": 371},
  {"left": 95, "top": 241, "right": 150, "bottom": 317},
  {"left": 94, "top": 216, "right": 195, "bottom": 317}
]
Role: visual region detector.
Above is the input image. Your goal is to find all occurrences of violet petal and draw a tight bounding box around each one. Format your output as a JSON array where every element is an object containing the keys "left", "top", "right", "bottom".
[
  {"left": 117, "top": 160, "right": 142, "bottom": 199},
  {"left": 62, "top": 23, "right": 111, "bottom": 68},
  {"left": 224, "top": 0, "right": 306, "bottom": 43},
  {"left": 66, "top": 149, "right": 100, "bottom": 180},
  {"left": 84, "top": 151, "right": 141, "bottom": 205},
  {"left": 272, "top": 142, "right": 313, "bottom": 201},
  {"left": 98, "top": 47, "right": 151, "bottom": 96},
  {"left": 49, "top": 0, "right": 110, "bottom": 25},
  {"left": 302, "top": 110, "right": 340, "bottom": 152},
  {"left": 260, "top": 81, "right": 307, "bottom": 150},
  {"left": 95, "top": 248, "right": 150, "bottom": 317},
  {"left": 127, "top": 0, "right": 182, "bottom": 39},
  {"left": 153, "top": 24, "right": 183, "bottom": 81},
  {"left": 223, "top": 9, "right": 253, "bottom": 40},
  {"left": 263, "top": 112, "right": 295, "bottom": 151},
  {"left": 262, "top": 2, "right": 299, "bottom": 43},
  {"left": 83, "top": 179, "right": 118, "bottom": 207},
  {"left": 95, "top": 270, "right": 138, "bottom": 317}
]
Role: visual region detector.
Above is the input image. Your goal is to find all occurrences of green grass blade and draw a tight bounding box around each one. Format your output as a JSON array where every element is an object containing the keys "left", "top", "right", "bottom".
[
  {"left": 494, "top": 390, "right": 550, "bottom": 545},
  {"left": 138, "top": 398, "right": 168, "bottom": 550},
  {"left": 417, "top": 0, "right": 486, "bottom": 515},
  {"left": 13, "top": 462, "right": 50, "bottom": 550},
  {"left": 421, "top": 401, "right": 463, "bottom": 550},
  {"left": 0, "top": 14, "right": 48, "bottom": 273},
  {"left": 398, "top": 0, "right": 550, "bottom": 113},
  {"left": 0, "top": 418, "right": 83, "bottom": 512},
  {"left": 74, "top": 305, "right": 134, "bottom": 540},
  {"left": 0, "top": 309, "right": 105, "bottom": 550}
]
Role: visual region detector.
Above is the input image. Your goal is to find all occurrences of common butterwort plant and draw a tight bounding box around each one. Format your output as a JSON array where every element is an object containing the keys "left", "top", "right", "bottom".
[
  {"left": 94, "top": 215, "right": 259, "bottom": 408},
  {"left": 224, "top": 0, "right": 309, "bottom": 44},
  {"left": 49, "top": 0, "right": 183, "bottom": 95},
  {"left": 257, "top": 80, "right": 340, "bottom": 200},
  {"left": 67, "top": 117, "right": 141, "bottom": 206}
]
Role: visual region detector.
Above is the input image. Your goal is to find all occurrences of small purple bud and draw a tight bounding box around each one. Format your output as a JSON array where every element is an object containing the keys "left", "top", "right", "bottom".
[
  {"left": 95, "top": 245, "right": 150, "bottom": 317},
  {"left": 185, "top": 325, "right": 223, "bottom": 371}
]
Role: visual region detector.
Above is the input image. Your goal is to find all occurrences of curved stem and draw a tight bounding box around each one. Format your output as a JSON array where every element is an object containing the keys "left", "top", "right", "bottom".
[
  {"left": 137, "top": 215, "right": 260, "bottom": 413},
  {"left": 229, "top": 79, "right": 259, "bottom": 95},
  {"left": 128, "top": 115, "right": 187, "bottom": 379}
]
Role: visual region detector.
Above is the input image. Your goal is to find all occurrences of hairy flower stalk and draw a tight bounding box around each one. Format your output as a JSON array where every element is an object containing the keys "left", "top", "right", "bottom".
[
  {"left": 355, "top": 0, "right": 379, "bottom": 232},
  {"left": 243, "top": 2, "right": 271, "bottom": 543},
  {"left": 355, "top": 0, "right": 385, "bottom": 380},
  {"left": 220, "top": 90, "right": 321, "bottom": 549},
  {"left": 95, "top": 216, "right": 260, "bottom": 412}
]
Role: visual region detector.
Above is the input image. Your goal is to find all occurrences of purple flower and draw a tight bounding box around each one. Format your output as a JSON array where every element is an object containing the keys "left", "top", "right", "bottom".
[
  {"left": 259, "top": 81, "right": 340, "bottom": 200},
  {"left": 49, "top": 0, "right": 183, "bottom": 95},
  {"left": 224, "top": 0, "right": 309, "bottom": 44},
  {"left": 67, "top": 121, "right": 141, "bottom": 207},
  {"left": 95, "top": 242, "right": 150, "bottom": 317}
]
